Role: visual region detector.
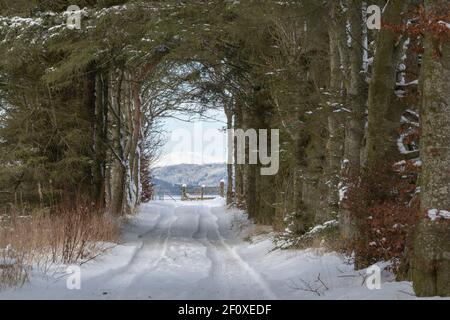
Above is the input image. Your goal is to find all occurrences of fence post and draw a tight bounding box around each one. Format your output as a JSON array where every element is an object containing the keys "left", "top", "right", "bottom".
[
  {"left": 219, "top": 180, "right": 225, "bottom": 198},
  {"left": 181, "top": 184, "right": 187, "bottom": 200},
  {"left": 201, "top": 185, "right": 205, "bottom": 200}
]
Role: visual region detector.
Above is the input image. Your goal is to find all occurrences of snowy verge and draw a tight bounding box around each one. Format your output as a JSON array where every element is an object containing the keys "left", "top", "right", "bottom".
[{"left": 0, "top": 199, "right": 447, "bottom": 300}]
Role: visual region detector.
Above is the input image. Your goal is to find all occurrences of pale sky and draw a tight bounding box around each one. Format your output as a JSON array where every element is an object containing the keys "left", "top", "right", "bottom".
[{"left": 154, "top": 109, "right": 228, "bottom": 167}]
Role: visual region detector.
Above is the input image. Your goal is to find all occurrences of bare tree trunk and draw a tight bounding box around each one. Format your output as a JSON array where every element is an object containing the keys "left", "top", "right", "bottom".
[
  {"left": 124, "top": 74, "right": 143, "bottom": 214},
  {"left": 234, "top": 103, "right": 245, "bottom": 208},
  {"left": 83, "top": 62, "right": 101, "bottom": 202},
  {"left": 412, "top": 0, "right": 450, "bottom": 297},
  {"left": 225, "top": 107, "right": 234, "bottom": 205},
  {"left": 108, "top": 70, "right": 125, "bottom": 216},
  {"left": 94, "top": 70, "right": 108, "bottom": 206},
  {"left": 327, "top": 0, "right": 345, "bottom": 220},
  {"left": 355, "top": 0, "right": 407, "bottom": 268},
  {"left": 364, "top": 0, "right": 407, "bottom": 171},
  {"left": 345, "top": 0, "right": 367, "bottom": 174},
  {"left": 332, "top": 0, "right": 367, "bottom": 244}
]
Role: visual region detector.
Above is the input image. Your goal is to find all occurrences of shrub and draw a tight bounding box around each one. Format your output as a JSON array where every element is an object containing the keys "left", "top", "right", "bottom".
[
  {"left": 345, "top": 161, "right": 420, "bottom": 271},
  {"left": 0, "top": 199, "right": 120, "bottom": 289}
]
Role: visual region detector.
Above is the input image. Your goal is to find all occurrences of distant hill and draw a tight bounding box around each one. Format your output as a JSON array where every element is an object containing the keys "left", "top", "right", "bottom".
[
  {"left": 151, "top": 177, "right": 179, "bottom": 194},
  {"left": 151, "top": 163, "right": 227, "bottom": 194}
]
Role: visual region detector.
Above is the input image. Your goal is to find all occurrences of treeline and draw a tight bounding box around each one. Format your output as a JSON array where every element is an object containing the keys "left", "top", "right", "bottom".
[
  {"left": 216, "top": 0, "right": 450, "bottom": 297},
  {"left": 0, "top": 0, "right": 206, "bottom": 215},
  {"left": 0, "top": 0, "right": 449, "bottom": 296}
]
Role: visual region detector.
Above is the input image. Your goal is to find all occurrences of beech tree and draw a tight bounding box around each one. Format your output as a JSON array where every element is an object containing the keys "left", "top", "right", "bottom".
[
  {"left": 1, "top": 0, "right": 449, "bottom": 297},
  {"left": 412, "top": 0, "right": 450, "bottom": 297}
]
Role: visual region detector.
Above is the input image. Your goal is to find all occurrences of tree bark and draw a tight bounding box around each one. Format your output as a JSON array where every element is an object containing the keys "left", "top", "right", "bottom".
[
  {"left": 345, "top": 0, "right": 367, "bottom": 174},
  {"left": 234, "top": 103, "right": 245, "bottom": 208},
  {"left": 225, "top": 106, "right": 234, "bottom": 205},
  {"left": 364, "top": 0, "right": 407, "bottom": 171},
  {"left": 93, "top": 70, "right": 108, "bottom": 206},
  {"left": 333, "top": 0, "right": 368, "bottom": 244},
  {"left": 108, "top": 70, "right": 126, "bottom": 216},
  {"left": 327, "top": 0, "right": 345, "bottom": 220},
  {"left": 412, "top": 0, "right": 450, "bottom": 297},
  {"left": 356, "top": 0, "right": 407, "bottom": 268}
]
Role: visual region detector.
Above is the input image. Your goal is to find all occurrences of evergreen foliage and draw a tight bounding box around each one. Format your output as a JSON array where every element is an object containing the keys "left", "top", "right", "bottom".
[{"left": 0, "top": 0, "right": 449, "bottom": 296}]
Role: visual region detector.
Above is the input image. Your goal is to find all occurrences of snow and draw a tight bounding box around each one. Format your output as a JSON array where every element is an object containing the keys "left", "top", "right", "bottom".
[
  {"left": 305, "top": 220, "right": 338, "bottom": 237},
  {"left": 0, "top": 199, "right": 443, "bottom": 300},
  {"left": 155, "top": 152, "right": 225, "bottom": 167},
  {"left": 397, "top": 128, "right": 418, "bottom": 156},
  {"left": 338, "top": 182, "right": 348, "bottom": 203},
  {"left": 438, "top": 21, "right": 450, "bottom": 30},
  {"left": 153, "top": 163, "right": 226, "bottom": 187},
  {"left": 397, "top": 134, "right": 409, "bottom": 154},
  {"left": 5, "top": 17, "right": 43, "bottom": 28},
  {"left": 427, "top": 209, "right": 450, "bottom": 222}
]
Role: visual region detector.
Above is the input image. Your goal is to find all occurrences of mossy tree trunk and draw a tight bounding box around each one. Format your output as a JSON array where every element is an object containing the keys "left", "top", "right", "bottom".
[
  {"left": 345, "top": 0, "right": 367, "bottom": 175},
  {"left": 108, "top": 70, "right": 126, "bottom": 216},
  {"left": 327, "top": 0, "right": 345, "bottom": 223},
  {"left": 234, "top": 103, "right": 245, "bottom": 208},
  {"left": 225, "top": 104, "right": 234, "bottom": 205},
  {"left": 93, "top": 69, "right": 109, "bottom": 206},
  {"left": 364, "top": 0, "right": 407, "bottom": 171},
  {"left": 356, "top": 0, "right": 407, "bottom": 268},
  {"left": 412, "top": 0, "right": 450, "bottom": 297},
  {"left": 329, "top": 0, "right": 367, "bottom": 244}
]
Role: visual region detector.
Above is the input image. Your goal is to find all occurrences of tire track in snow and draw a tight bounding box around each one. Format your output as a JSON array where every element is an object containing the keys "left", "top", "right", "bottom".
[
  {"left": 192, "top": 205, "right": 277, "bottom": 300},
  {"left": 120, "top": 210, "right": 178, "bottom": 273},
  {"left": 193, "top": 206, "right": 232, "bottom": 299},
  {"left": 116, "top": 209, "right": 180, "bottom": 299},
  {"left": 120, "top": 204, "right": 214, "bottom": 299},
  {"left": 90, "top": 207, "right": 166, "bottom": 279},
  {"left": 83, "top": 205, "right": 178, "bottom": 297},
  {"left": 142, "top": 210, "right": 178, "bottom": 271},
  {"left": 205, "top": 206, "right": 277, "bottom": 300},
  {"left": 82, "top": 201, "right": 276, "bottom": 299}
]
